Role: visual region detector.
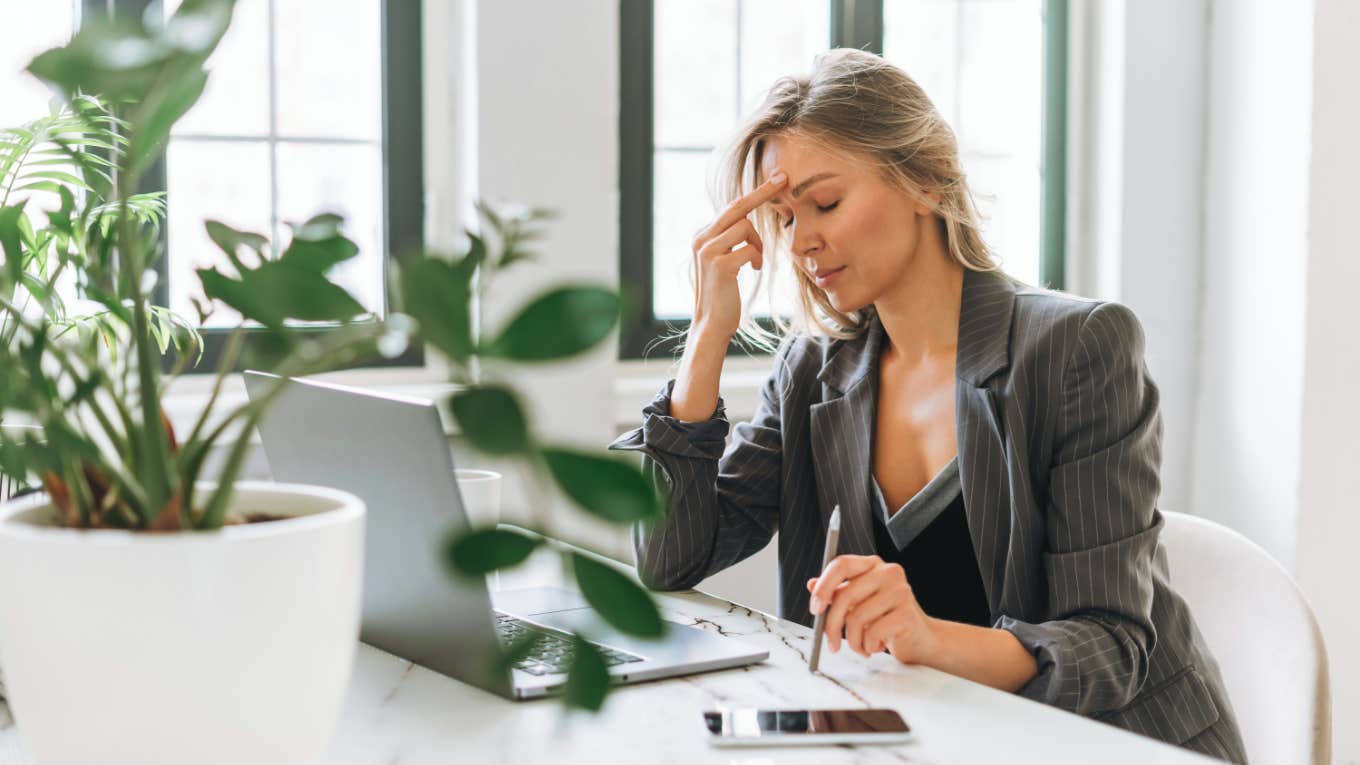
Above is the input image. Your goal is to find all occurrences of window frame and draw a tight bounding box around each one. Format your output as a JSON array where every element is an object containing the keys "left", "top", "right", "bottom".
[
  {"left": 89, "top": 0, "right": 425, "bottom": 373},
  {"left": 618, "top": 0, "right": 1068, "bottom": 360}
]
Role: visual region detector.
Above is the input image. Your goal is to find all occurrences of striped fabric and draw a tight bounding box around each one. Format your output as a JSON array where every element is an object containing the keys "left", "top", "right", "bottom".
[{"left": 610, "top": 268, "right": 1247, "bottom": 762}]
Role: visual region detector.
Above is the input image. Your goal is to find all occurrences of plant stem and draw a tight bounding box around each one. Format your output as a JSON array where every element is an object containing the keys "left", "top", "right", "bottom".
[
  {"left": 182, "top": 326, "right": 243, "bottom": 449},
  {"left": 195, "top": 325, "right": 383, "bottom": 527}
]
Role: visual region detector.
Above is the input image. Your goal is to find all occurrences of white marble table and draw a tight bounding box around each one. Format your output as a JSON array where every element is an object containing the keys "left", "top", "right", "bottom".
[{"left": 0, "top": 548, "right": 1217, "bottom": 764}]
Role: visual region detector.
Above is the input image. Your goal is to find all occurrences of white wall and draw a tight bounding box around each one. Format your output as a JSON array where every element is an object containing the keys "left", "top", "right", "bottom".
[
  {"left": 463, "top": 0, "right": 637, "bottom": 561},
  {"left": 1192, "top": 0, "right": 1313, "bottom": 569},
  {"left": 1296, "top": 0, "right": 1360, "bottom": 760},
  {"left": 1070, "top": 0, "right": 1209, "bottom": 516}
]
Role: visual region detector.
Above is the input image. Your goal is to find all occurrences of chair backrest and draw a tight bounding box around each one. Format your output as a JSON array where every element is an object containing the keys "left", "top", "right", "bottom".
[{"left": 1160, "top": 511, "right": 1331, "bottom": 765}]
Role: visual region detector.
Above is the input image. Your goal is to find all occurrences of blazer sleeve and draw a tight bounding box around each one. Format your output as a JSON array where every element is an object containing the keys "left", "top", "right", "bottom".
[
  {"left": 996, "top": 301, "right": 1164, "bottom": 716},
  {"left": 607, "top": 359, "right": 786, "bottom": 591}
]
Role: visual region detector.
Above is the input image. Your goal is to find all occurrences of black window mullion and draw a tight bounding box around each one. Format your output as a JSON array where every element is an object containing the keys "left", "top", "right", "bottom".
[
  {"left": 619, "top": 0, "right": 666, "bottom": 359},
  {"left": 1040, "top": 0, "right": 1068, "bottom": 290},
  {"left": 831, "top": 0, "right": 884, "bottom": 53},
  {"left": 95, "top": 0, "right": 170, "bottom": 310},
  {"left": 620, "top": 0, "right": 788, "bottom": 360}
]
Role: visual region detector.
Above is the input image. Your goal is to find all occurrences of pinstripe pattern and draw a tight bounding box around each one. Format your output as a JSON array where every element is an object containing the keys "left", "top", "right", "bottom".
[{"left": 610, "top": 268, "right": 1245, "bottom": 762}]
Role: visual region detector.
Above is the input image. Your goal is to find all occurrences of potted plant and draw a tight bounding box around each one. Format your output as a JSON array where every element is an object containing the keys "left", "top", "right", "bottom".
[
  {"left": 0, "top": 2, "right": 388, "bottom": 763},
  {"left": 0, "top": 94, "right": 200, "bottom": 504},
  {"left": 0, "top": 7, "right": 672, "bottom": 762}
]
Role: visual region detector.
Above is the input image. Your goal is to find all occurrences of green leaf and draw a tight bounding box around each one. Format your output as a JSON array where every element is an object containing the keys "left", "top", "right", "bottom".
[
  {"left": 542, "top": 447, "right": 662, "bottom": 523},
  {"left": 0, "top": 205, "right": 25, "bottom": 291},
  {"left": 14, "top": 181, "right": 65, "bottom": 195},
  {"left": 287, "top": 212, "right": 345, "bottom": 241},
  {"left": 563, "top": 633, "right": 610, "bottom": 712},
  {"left": 198, "top": 260, "right": 365, "bottom": 329},
  {"left": 484, "top": 286, "right": 619, "bottom": 361},
  {"left": 499, "top": 248, "right": 536, "bottom": 269},
  {"left": 21, "top": 169, "right": 91, "bottom": 190},
  {"left": 454, "top": 233, "right": 487, "bottom": 282},
  {"left": 571, "top": 552, "right": 666, "bottom": 638},
  {"left": 278, "top": 233, "right": 359, "bottom": 274},
  {"left": 128, "top": 67, "right": 208, "bottom": 180},
  {"left": 205, "top": 219, "right": 268, "bottom": 267},
  {"left": 44, "top": 185, "right": 76, "bottom": 237},
  {"left": 28, "top": 25, "right": 171, "bottom": 105},
  {"left": 397, "top": 256, "right": 473, "bottom": 361},
  {"left": 444, "top": 527, "right": 543, "bottom": 576},
  {"left": 449, "top": 386, "right": 529, "bottom": 455},
  {"left": 26, "top": 1, "right": 232, "bottom": 106}
]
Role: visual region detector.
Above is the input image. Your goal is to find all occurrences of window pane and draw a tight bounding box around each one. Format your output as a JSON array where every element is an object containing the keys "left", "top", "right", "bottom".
[
  {"left": 880, "top": 0, "right": 959, "bottom": 125},
  {"left": 168, "top": 0, "right": 270, "bottom": 136},
  {"left": 274, "top": 0, "right": 382, "bottom": 140},
  {"left": 965, "top": 152, "right": 1041, "bottom": 286},
  {"left": 167, "top": 140, "right": 272, "bottom": 327},
  {"left": 0, "top": 1, "right": 75, "bottom": 129},
  {"left": 654, "top": 0, "right": 738, "bottom": 148},
  {"left": 652, "top": 0, "right": 830, "bottom": 323},
  {"left": 884, "top": 0, "right": 1043, "bottom": 286},
  {"left": 652, "top": 150, "right": 709, "bottom": 320},
  {"left": 739, "top": 0, "right": 830, "bottom": 114},
  {"left": 275, "top": 142, "right": 384, "bottom": 315},
  {"left": 957, "top": 0, "right": 1042, "bottom": 156}
]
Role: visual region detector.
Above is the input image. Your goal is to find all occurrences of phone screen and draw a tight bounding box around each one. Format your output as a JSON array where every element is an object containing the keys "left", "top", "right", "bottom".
[{"left": 704, "top": 708, "right": 910, "bottom": 738}]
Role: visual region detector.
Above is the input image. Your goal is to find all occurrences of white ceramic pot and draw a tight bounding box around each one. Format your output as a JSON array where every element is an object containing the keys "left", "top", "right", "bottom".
[{"left": 0, "top": 481, "right": 365, "bottom": 765}]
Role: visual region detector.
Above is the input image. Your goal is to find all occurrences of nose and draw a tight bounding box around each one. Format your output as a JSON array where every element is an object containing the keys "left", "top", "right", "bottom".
[{"left": 789, "top": 218, "right": 822, "bottom": 263}]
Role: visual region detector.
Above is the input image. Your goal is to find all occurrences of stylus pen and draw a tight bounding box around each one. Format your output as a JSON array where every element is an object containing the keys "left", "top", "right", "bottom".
[{"left": 808, "top": 506, "right": 841, "bottom": 673}]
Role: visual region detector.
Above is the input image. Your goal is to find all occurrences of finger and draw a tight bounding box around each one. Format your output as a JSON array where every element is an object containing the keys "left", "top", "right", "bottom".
[
  {"left": 699, "top": 219, "right": 762, "bottom": 263},
  {"left": 823, "top": 571, "right": 887, "bottom": 653},
  {"left": 810, "top": 556, "right": 879, "bottom": 615},
  {"left": 737, "top": 228, "right": 765, "bottom": 271},
  {"left": 864, "top": 612, "right": 908, "bottom": 659},
  {"left": 712, "top": 232, "right": 765, "bottom": 273},
  {"left": 844, "top": 590, "right": 900, "bottom": 657},
  {"left": 700, "top": 172, "right": 788, "bottom": 241},
  {"left": 807, "top": 578, "right": 817, "bottom": 592}
]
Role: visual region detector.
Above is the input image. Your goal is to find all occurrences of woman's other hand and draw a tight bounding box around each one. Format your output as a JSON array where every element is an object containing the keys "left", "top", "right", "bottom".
[{"left": 807, "top": 554, "right": 939, "bottom": 663}]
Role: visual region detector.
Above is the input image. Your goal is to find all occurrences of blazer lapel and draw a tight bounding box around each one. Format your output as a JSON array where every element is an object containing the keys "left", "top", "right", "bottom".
[
  {"left": 954, "top": 268, "right": 1019, "bottom": 613},
  {"left": 809, "top": 316, "right": 884, "bottom": 557}
]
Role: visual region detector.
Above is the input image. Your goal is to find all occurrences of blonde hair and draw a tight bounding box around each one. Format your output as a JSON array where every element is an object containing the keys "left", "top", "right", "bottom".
[{"left": 713, "top": 48, "right": 998, "bottom": 351}]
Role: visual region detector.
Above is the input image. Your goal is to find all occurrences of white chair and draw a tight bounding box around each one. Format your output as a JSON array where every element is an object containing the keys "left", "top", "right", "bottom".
[{"left": 1160, "top": 511, "right": 1331, "bottom": 765}]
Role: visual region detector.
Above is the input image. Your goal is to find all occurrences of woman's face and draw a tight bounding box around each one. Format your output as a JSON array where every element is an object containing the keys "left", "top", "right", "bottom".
[{"left": 760, "top": 133, "right": 935, "bottom": 314}]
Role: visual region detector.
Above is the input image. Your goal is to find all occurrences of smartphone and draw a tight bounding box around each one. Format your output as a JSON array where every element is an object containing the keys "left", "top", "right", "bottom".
[{"left": 702, "top": 708, "right": 912, "bottom": 747}]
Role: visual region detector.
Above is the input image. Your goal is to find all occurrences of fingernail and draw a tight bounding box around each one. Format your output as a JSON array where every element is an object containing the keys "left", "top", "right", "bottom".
[
  {"left": 809, "top": 596, "right": 821, "bottom": 614},
  {"left": 770, "top": 171, "right": 787, "bottom": 185}
]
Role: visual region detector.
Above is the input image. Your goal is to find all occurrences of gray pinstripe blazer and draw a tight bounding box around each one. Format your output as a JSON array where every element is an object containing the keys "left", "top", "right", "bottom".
[{"left": 611, "top": 268, "right": 1247, "bottom": 762}]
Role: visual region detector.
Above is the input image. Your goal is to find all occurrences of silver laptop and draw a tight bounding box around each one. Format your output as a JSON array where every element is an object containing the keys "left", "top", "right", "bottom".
[{"left": 244, "top": 371, "right": 767, "bottom": 700}]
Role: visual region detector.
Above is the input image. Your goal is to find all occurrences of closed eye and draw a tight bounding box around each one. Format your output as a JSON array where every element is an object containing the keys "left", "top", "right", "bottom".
[{"left": 780, "top": 201, "right": 839, "bottom": 229}]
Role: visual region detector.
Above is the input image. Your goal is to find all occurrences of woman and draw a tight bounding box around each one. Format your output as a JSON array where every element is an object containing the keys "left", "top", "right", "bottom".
[{"left": 610, "top": 49, "right": 1246, "bottom": 762}]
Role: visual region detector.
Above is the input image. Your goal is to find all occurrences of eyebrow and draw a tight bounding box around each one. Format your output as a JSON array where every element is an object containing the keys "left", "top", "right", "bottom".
[{"left": 771, "top": 172, "right": 838, "bottom": 205}]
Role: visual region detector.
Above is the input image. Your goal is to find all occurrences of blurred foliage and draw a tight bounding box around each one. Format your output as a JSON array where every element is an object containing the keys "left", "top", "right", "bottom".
[{"left": 0, "top": 0, "right": 665, "bottom": 713}]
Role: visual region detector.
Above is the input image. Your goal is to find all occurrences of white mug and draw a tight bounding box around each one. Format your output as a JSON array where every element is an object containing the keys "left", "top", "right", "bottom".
[{"left": 455, "top": 468, "right": 503, "bottom": 530}]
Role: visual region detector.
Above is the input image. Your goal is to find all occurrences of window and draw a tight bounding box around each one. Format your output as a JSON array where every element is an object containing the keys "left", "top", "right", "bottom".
[
  {"left": 0, "top": 3, "right": 77, "bottom": 130},
  {"left": 620, "top": 0, "right": 1068, "bottom": 358},
  {"left": 91, "top": 0, "right": 424, "bottom": 370}
]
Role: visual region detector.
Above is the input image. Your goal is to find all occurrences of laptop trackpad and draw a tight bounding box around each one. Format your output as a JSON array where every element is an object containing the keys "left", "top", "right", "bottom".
[{"left": 491, "top": 586, "right": 591, "bottom": 617}]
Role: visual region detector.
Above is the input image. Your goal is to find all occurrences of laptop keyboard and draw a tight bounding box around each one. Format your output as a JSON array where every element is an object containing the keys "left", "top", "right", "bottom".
[{"left": 494, "top": 612, "right": 645, "bottom": 676}]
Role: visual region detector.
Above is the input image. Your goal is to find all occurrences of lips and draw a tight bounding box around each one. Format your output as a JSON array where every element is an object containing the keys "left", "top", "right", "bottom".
[{"left": 813, "top": 266, "right": 846, "bottom": 288}]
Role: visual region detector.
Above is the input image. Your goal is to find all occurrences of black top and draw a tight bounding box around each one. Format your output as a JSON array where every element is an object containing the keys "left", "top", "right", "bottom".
[{"left": 870, "top": 458, "right": 991, "bottom": 628}]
